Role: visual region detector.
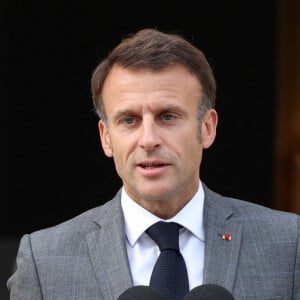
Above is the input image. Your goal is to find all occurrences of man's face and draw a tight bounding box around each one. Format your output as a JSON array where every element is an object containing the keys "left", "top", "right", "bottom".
[{"left": 99, "top": 64, "right": 217, "bottom": 217}]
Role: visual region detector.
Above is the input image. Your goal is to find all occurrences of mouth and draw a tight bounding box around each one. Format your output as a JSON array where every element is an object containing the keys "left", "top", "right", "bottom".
[
  {"left": 138, "top": 163, "right": 167, "bottom": 169},
  {"left": 136, "top": 161, "right": 171, "bottom": 176}
]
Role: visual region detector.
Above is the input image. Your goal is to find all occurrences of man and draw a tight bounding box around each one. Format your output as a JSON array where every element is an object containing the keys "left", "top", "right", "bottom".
[{"left": 8, "top": 28, "right": 300, "bottom": 299}]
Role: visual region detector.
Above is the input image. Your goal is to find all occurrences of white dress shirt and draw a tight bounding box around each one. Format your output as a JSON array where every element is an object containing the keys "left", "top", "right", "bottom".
[{"left": 121, "top": 181, "right": 205, "bottom": 290}]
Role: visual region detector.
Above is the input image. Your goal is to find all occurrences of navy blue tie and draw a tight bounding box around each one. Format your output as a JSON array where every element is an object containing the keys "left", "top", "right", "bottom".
[{"left": 146, "top": 221, "right": 189, "bottom": 300}]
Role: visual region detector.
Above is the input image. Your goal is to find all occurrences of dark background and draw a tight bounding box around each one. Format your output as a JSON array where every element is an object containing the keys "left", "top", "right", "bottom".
[{"left": 2, "top": 1, "right": 276, "bottom": 297}]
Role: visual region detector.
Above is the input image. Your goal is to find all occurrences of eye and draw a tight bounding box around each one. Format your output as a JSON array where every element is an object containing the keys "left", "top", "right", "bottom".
[
  {"left": 160, "top": 113, "right": 176, "bottom": 122},
  {"left": 119, "top": 116, "right": 139, "bottom": 127},
  {"left": 122, "top": 117, "right": 135, "bottom": 125}
]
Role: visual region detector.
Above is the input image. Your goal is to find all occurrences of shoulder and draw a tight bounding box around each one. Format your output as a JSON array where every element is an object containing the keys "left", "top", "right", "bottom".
[
  {"left": 203, "top": 183, "right": 300, "bottom": 230},
  {"left": 25, "top": 190, "right": 122, "bottom": 249}
]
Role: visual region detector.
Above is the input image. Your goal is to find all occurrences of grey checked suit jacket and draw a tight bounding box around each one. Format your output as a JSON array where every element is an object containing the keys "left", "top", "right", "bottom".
[{"left": 7, "top": 184, "right": 300, "bottom": 299}]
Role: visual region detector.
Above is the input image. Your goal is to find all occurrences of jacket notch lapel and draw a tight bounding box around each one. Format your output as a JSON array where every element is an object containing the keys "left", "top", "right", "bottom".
[
  {"left": 202, "top": 186, "right": 243, "bottom": 293},
  {"left": 86, "top": 201, "right": 133, "bottom": 300}
]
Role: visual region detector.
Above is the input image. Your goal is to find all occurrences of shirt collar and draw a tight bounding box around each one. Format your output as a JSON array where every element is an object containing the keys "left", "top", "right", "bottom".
[{"left": 121, "top": 181, "right": 205, "bottom": 246}]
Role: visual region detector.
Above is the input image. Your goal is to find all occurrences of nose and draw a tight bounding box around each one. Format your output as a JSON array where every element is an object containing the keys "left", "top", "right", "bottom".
[{"left": 138, "top": 118, "right": 161, "bottom": 150}]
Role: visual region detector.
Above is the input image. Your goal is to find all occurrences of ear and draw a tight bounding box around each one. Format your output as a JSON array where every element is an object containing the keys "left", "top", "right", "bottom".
[
  {"left": 200, "top": 109, "right": 218, "bottom": 149},
  {"left": 98, "top": 120, "right": 113, "bottom": 157}
]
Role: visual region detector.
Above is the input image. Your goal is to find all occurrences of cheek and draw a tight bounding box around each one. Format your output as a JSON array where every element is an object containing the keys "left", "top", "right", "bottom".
[
  {"left": 110, "top": 136, "right": 136, "bottom": 167},
  {"left": 112, "top": 156, "right": 123, "bottom": 178},
  {"left": 187, "top": 143, "right": 203, "bottom": 164},
  {"left": 166, "top": 130, "right": 202, "bottom": 160},
  {"left": 177, "top": 124, "right": 202, "bottom": 149},
  {"left": 180, "top": 131, "right": 203, "bottom": 162}
]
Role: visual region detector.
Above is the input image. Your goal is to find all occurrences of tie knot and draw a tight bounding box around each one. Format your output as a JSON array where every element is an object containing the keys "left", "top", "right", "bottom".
[{"left": 146, "top": 221, "right": 180, "bottom": 251}]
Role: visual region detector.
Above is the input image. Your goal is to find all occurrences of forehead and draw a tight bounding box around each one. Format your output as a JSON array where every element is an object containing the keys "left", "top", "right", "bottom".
[
  {"left": 102, "top": 64, "right": 202, "bottom": 112},
  {"left": 104, "top": 64, "right": 200, "bottom": 88}
]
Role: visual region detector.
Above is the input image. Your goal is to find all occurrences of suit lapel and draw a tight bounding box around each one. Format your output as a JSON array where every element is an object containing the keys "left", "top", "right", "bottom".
[
  {"left": 86, "top": 191, "right": 133, "bottom": 300},
  {"left": 202, "top": 185, "right": 243, "bottom": 292}
]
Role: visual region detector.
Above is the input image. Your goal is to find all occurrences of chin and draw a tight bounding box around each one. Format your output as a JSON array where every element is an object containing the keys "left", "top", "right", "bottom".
[{"left": 137, "top": 185, "right": 176, "bottom": 202}]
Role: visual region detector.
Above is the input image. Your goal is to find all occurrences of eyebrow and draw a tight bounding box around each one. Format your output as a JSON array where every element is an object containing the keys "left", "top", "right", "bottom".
[
  {"left": 158, "top": 104, "right": 189, "bottom": 118},
  {"left": 112, "top": 104, "right": 188, "bottom": 122}
]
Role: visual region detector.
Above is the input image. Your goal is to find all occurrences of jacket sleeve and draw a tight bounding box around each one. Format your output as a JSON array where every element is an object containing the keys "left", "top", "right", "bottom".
[{"left": 7, "top": 234, "right": 43, "bottom": 300}]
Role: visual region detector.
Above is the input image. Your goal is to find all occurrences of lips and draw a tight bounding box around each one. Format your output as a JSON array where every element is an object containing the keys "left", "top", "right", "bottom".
[
  {"left": 136, "top": 161, "right": 170, "bottom": 175},
  {"left": 137, "top": 159, "right": 170, "bottom": 170},
  {"left": 139, "top": 163, "right": 166, "bottom": 169},
  {"left": 136, "top": 160, "right": 170, "bottom": 179}
]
